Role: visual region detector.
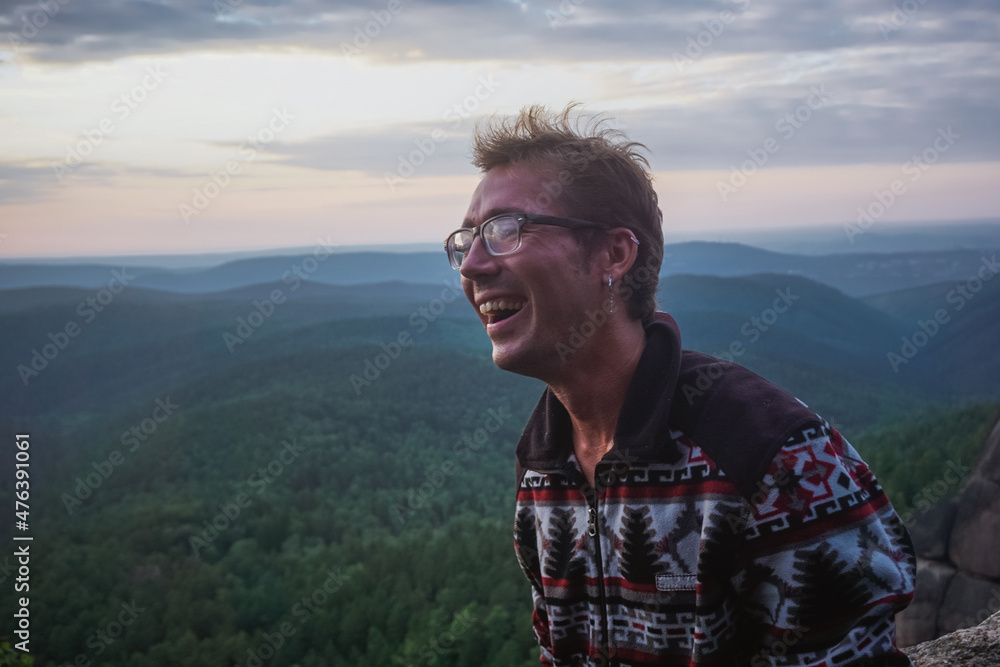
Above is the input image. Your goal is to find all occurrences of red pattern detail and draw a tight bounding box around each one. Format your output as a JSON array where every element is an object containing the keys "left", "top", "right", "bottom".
[
  {"left": 829, "top": 427, "right": 844, "bottom": 453},
  {"left": 687, "top": 444, "right": 712, "bottom": 467},
  {"left": 653, "top": 535, "right": 672, "bottom": 557},
  {"left": 767, "top": 445, "right": 837, "bottom": 519},
  {"left": 752, "top": 492, "right": 888, "bottom": 552},
  {"left": 603, "top": 479, "right": 738, "bottom": 500}
]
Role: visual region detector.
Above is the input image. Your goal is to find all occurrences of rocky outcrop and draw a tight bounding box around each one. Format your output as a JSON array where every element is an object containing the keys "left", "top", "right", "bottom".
[
  {"left": 896, "top": 414, "right": 1000, "bottom": 647},
  {"left": 949, "top": 476, "right": 1000, "bottom": 579},
  {"left": 905, "top": 609, "right": 1000, "bottom": 666}
]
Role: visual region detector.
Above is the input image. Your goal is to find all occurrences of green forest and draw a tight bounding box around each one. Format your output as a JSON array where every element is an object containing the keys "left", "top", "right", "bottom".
[{"left": 1, "top": 270, "right": 998, "bottom": 666}]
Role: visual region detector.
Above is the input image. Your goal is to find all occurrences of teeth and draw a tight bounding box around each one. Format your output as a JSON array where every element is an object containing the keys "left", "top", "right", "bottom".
[{"left": 479, "top": 299, "right": 525, "bottom": 314}]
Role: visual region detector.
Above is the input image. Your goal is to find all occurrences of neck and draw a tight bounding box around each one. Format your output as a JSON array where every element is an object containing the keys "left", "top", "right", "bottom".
[{"left": 545, "top": 315, "right": 647, "bottom": 481}]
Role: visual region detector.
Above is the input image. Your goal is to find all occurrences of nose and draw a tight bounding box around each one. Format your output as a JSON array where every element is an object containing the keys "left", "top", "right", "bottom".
[{"left": 459, "top": 230, "right": 500, "bottom": 282}]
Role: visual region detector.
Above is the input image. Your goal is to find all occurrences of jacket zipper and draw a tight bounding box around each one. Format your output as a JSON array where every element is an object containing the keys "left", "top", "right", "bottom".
[{"left": 585, "top": 476, "right": 611, "bottom": 661}]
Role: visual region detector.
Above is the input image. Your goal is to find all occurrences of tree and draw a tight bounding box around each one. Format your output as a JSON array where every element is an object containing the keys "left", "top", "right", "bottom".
[{"left": 619, "top": 506, "right": 659, "bottom": 585}]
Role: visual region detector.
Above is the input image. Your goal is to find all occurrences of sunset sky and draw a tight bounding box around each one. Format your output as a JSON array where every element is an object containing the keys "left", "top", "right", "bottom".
[{"left": 1, "top": 0, "right": 998, "bottom": 259}]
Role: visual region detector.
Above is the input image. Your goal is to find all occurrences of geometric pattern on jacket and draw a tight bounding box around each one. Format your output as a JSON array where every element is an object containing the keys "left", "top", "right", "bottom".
[{"left": 513, "top": 314, "right": 916, "bottom": 666}]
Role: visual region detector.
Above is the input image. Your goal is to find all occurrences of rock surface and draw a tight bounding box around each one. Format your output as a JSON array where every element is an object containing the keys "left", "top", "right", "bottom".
[
  {"left": 908, "top": 498, "right": 958, "bottom": 561},
  {"left": 948, "top": 476, "right": 1000, "bottom": 579},
  {"left": 977, "top": 419, "right": 1000, "bottom": 484},
  {"left": 905, "top": 609, "right": 1000, "bottom": 667},
  {"left": 897, "top": 559, "right": 957, "bottom": 647},
  {"left": 896, "top": 410, "right": 1000, "bottom": 647},
  {"left": 938, "top": 572, "right": 1000, "bottom": 635}
]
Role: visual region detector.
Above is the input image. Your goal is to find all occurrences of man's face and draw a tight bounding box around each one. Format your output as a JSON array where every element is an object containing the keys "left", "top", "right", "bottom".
[{"left": 460, "top": 163, "right": 604, "bottom": 378}]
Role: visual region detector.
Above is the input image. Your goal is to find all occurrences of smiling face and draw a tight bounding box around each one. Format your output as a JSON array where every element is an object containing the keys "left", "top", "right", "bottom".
[{"left": 460, "top": 163, "right": 605, "bottom": 379}]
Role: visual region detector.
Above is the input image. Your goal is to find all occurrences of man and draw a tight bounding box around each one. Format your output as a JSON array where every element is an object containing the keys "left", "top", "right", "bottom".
[{"left": 445, "top": 104, "right": 916, "bottom": 666}]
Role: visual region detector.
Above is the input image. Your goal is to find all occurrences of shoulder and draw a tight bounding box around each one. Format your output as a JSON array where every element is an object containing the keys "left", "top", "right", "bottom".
[{"left": 670, "top": 350, "right": 825, "bottom": 499}]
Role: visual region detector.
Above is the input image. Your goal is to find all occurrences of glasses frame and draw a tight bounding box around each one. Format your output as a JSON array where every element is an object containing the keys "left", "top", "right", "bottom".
[{"left": 444, "top": 212, "right": 605, "bottom": 270}]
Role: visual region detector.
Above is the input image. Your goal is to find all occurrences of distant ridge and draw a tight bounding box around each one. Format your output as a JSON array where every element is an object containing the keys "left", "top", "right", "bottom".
[
  {"left": 0, "top": 241, "right": 445, "bottom": 269},
  {"left": 3, "top": 272, "right": 997, "bottom": 420},
  {"left": 1, "top": 242, "right": 996, "bottom": 297}
]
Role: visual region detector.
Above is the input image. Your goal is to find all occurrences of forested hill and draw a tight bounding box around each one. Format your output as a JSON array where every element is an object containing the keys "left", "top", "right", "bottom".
[{"left": 0, "top": 266, "right": 998, "bottom": 665}]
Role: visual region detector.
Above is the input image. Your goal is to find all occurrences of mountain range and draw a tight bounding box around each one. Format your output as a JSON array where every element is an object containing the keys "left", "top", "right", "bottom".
[
  {"left": 1, "top": 240, "right": 998, "bottom": 666},
  {"left": 2, "top": 241, "right": 996, "bottom": 297}
]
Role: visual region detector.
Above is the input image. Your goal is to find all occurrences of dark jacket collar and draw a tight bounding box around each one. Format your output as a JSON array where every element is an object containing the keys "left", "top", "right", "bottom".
[{"left": 515, "top": 313, "right": 684, "bottom": 474}]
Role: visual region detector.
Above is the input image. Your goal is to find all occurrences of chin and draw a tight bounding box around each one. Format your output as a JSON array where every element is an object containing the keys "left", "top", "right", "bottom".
[
  {"left": 491, "top": 345, "right": 517, "bottom": 371},
  {"left": 491, "top": 341, "right": 524, "bottom": 372},
  {"left": 490, "top": 342, "right": 552, "bottom": 380}
]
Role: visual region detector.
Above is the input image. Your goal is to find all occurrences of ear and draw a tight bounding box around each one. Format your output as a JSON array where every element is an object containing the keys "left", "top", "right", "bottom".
[{"left": 600, "top": 227, "right": 640, "bottom": 283}]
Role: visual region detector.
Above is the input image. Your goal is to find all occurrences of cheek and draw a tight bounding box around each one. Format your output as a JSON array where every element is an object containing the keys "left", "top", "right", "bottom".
[{"left": 461, "top": 278, "right": 475, "bottom": 306}]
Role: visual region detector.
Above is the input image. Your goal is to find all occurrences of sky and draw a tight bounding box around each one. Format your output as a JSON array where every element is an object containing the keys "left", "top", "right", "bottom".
[{"left": 0, "top": 0, "right": 998, "bottom": 259}]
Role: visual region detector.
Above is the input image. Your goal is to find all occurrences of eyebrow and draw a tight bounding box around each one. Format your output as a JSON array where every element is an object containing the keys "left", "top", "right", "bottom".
[{"left": 461, "top": 208, "right": 522, "bottom": 228}]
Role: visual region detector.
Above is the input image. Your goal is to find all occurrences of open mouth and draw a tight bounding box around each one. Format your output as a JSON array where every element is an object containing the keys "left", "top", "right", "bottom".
[{"left": 479, "top": 299, "right": 525, "bottom": 326}]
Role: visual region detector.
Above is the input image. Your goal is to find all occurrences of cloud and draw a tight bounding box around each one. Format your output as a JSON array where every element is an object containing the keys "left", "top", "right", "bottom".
[
  {"left": 256, "top": 41, "right": 1000, "bottom": 177},
  {"left": 2, "top": 0, "right": 996, "bottom": 63},
  {"left": 3, "top": 0, "right": 998, "bottom": 174},
  {"left": 0, "top": 159, "right": 193, "bottom": 204},
  {"left": 264, "top": 122, "right": 476, "bottom": 176},
  {"left": 0, "top": 162, "right": 61, "bottom": 203},
  {"left": 619, "top": 45, "right": 1000, "bottom": 170}
]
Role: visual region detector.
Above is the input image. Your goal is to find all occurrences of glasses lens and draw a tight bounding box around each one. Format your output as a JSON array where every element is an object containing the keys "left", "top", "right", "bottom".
[
  {"left": 447, "top": 230, "right": 473, "bottom": 268},
  {"left": 483, "top": 216, "right": 520, "bottom": 255}
]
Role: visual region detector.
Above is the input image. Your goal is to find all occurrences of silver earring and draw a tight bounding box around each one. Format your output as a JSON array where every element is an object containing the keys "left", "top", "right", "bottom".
[{"left": 608, "top": 275, "right": 614, "bottom": 314}]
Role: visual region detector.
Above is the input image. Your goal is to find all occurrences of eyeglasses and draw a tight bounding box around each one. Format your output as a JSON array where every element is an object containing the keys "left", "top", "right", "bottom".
[{"left": 444, "top": 212, "right": 605, "bottom": 270}]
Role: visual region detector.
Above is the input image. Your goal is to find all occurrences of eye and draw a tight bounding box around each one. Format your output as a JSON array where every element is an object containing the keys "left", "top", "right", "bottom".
[
  {"left": 453, "top": 229, "right": 474, "bottom": 252},
  {"left": 484, "top": 216, "right": 520, "bottom": 253}
]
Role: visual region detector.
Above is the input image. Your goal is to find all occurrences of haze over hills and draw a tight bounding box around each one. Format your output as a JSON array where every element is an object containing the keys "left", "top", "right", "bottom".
[
  {"left": 3, "top": 219, "right": 996, "bottom": 267},
  {"left": 665, "top": 219, "right": 1000, "bottom": 256},
  {"left": 3, "top": 270, "right": 997, "bottom": 425},
  {"left": 1, "top": 240, "right": 997, "bottom": 297},
  {"left": 3, "top": 244, "right": 996, "bottom": 435}
]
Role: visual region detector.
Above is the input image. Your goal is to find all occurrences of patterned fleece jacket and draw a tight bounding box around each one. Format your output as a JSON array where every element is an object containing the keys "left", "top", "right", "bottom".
[{"left": 513, "top": 313, "right": 916, "bottom": 666}]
